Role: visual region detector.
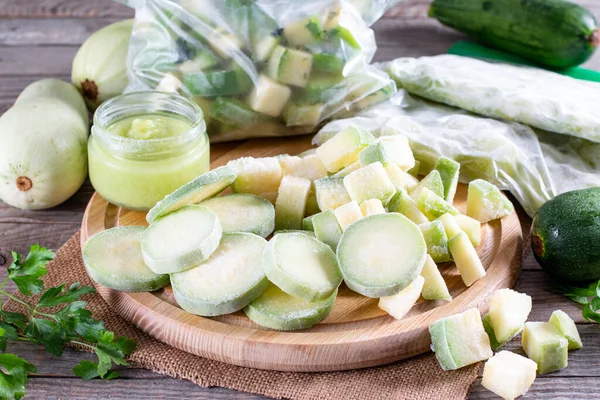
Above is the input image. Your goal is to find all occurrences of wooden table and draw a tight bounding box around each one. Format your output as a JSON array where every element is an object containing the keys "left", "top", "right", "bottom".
[{"left": 1, "top": 0, "right": 599, "bottom": 398}]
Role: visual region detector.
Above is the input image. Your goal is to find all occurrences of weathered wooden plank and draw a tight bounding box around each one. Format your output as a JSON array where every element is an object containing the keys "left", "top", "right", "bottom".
[
  {"left": 470, "top": 377, "right": 600, "bottom": 399},
  {"left": 0, "top": 0, "right": 133, "bottom": 19},
  {"left": 0, "top": 46, "right": 77, "bottom": 76}
]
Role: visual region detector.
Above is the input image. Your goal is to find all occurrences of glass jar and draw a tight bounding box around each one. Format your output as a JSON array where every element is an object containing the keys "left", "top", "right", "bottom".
[{"left": 89, "top": 92, "right": 209, "bottom": 211}]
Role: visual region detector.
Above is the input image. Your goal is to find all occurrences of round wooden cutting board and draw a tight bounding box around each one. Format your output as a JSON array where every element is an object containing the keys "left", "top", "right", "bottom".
[{"left": 81, "top": 136, "right": 523, "bottom": 372}]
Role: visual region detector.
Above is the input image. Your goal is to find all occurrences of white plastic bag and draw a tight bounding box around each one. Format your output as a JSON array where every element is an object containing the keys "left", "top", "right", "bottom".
[{"left": 124, "top": 0, "right": 399, "bottom": 141}]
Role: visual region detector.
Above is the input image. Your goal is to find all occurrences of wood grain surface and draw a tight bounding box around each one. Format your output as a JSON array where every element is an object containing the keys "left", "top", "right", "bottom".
[{"left": 1, "top": 0, "right": 599, "bottom": 397}]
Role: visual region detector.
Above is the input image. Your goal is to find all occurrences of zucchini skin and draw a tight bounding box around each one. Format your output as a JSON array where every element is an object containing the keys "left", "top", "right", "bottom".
[
  {"left": 531, "top": 188, "right": 600, "bottom": 283},
  {"left": 429, "top": 0, "right": 599, "bottom": 69}
]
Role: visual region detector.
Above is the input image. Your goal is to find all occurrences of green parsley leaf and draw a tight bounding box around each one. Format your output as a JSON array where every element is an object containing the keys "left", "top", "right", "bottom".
[
  {"left": 0, "top": 354, "right": 36, "bottom": 400},
  {"left": 37, "top": 283, "right": 95, "bottom": 309},
  {"left": 72, "top": 360, "right": 101, "bottom": 380},
  {"left": 7, "top": 245, "right": 55, "bottom": 296},
  {"left": 0, "top": 312, "right": 27, "bottom": 331},
  {"left": 551, "top": 279, "right": 600, "bottom": 323},
  {"left": 24, "top": 318, "right": 64, "bottom": 357},
  {"left": 0, "top": 322, "right": 18, "bottom": 352}
]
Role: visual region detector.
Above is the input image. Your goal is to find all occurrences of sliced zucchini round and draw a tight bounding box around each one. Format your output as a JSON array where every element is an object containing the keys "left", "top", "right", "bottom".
[
  {"left": 142, "top": 205, "right": 222, "bottom": 274},
  {"left": 199, "top": 194, "right": 275, "bottom": 238},
  {"left": 82, "top": 226, "right": 169, "bottom": 292},
  {"left": 170, "top": 233, "right": 268, "bottom": 316},
  {"left": 146, "top": 166, "right": 237, "bottom": 224},
  {"left": 263, "top": 232, "right": 342, "bottom": 301},
  {"left": 244, "top": 284, "right": 337, "bottom": 331},
  {"left": 337, "top": 213, "right": 427, "bottom": 297}
]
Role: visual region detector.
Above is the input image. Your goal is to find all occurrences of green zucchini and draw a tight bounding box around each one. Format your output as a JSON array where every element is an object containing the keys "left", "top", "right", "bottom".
[{"left": 429, "top": 0, "right": 599, "bottom": 69}]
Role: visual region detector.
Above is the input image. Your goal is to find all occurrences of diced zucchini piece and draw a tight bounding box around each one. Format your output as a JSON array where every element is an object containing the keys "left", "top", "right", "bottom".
[
  {"left": 263, "top": 232, "right": 342, "bottom": 301},
  {"left": 388, "top": 188, "right": 429, "bottom": 225},
  {"left": 314, "top": 177, "right": 351, "bottom": 211},
  {"left": 375, "top": 135, "right": 415, "bottom": 171},
  {"left": 282, "top": 102, "right": 324, "bottom": 126},
  {"left": 343, "top": 162, "right": 396, "bottom": 205},
  {"left": 298, "top": 148, "right": 317, "bottom": 158},
  {"left": 360, "top": 198, "right": 385, "bottom": 217},
  {"left": 549, "top": 310, "right": 583, "bottom": 350},
  {"left": 210, "top": 97, "right": 271, "bottom": 128},
  {"left": 416, "top": 187, "right": 460, "bottom": 221},
  {"left": 522, "top": 322, "right": 569, "bottom": 374},
  {"left": 419, "top": 220, "right": 451, "bottom": 263},
  {"left": 454, "top": 214, "right": 482, "bottom": 247},
  {"left": 467, "top": 179, "right": 514, "bottom": 223},
  {"left": 482, "top": 313, "right": 504, "bottom": 351},
  {"left": 379, "top": 276, "right": 425, "bottom": 320},
  {"left": 301, "top": 74, "right": 345, "bottom": 104},
  {"left": 146, "top": 166, "right": 237, "bottom": 224},
  {"left": 448, "top": 232, "right": 486, "bottom": 287},
  {"left": 331, "top": 161, "right": 361, "bottom": 178},
  {"left": 420, "top": 254, "right": 451, "bottom": 301},
  {"left": 302, "top": 215, "right": 315, "bottom": 231},
  {"left": 199, "top": 194, "right": 275, "bottom": 238},
  {"left": 244, "top": 284, "right": 337, "bottom": 331},
  {"left": 406, "top": 160, "right": 421, "bottom": 177},
  {"left": 429, "top": 308, "right": 493, "bottom": 371},
  {"left": 334, "top": 201, "right": 363, "bottom": 232},
  {"left": 312, "top": 209, "right": 343, "bottom": 251},
  {"left": 170, "top": 233, "right": 268, "bottom": 316},
  {"left": 83, "top": 227, "right": 169, "bottom": 292},
  {"left": 252, "top": 35, "right": 278, "bottom": 63},
  {"left": 488, "top": 288, "right": 532, "bottom": 344},
  {"left": 184, "top": 68, "right": 251, "bottom": 97},
  {"left": 305, "top": 186, "right": 320, "bottom": 216},
  {"left": 481, "top": 351, "right": 537, "bottom": 400},
  {"left": 208, "top": 29, "right": 244, "bottom": 59},
  {"left": 385, "top": 163, "right": 419, "bottom": 191},
  {"left": 316, "top": 125, "right": 375, "bottom": 173},
  {"left": 409, "top": 170, "right": 445, "bottom": 201},
  {"left": 283, "top": 16, "right": 324, "bottom": 46},
  {"left": 275, "top": 175, "right": 312, "bottom": 231},
  {"left": 438, "top": 213, "right": 462, "bottom": 239},
  {"left": 228, "top": 156, "right": 283, "bottom": 203},
  {"left": 337, "top": 213, "right": 427, "bottom": 297},
  {"left": 155, "top": 73, "right": 182, "bottom": 93},
  {"left": 350, "top": 84, "right": 395, "bottom": 112},
  {"left": 247, "top": 74, "right": 292, "bottom": 117},
  {"left": 268, "top": 45, "right": 313, "bottom": 88},
  {"left": 142, "top": 205, "right": 222, "bottom": 274},
  {"left": 279, "top": 154, "right": 327, "bottom": 181},
  {"left": 434, "top": 157, "right": 460, "bottom": 204},
  {"left": 312, "top": 53, "right": 345, "bottom": 75}
]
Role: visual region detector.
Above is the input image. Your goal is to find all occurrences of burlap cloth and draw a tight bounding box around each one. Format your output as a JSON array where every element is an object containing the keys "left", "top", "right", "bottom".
[{"left": 6, "top": 232, "right": 481, "bottom": 400}]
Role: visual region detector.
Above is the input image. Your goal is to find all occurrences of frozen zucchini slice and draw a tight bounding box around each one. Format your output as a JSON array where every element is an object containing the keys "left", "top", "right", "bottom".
[
  {"left": 83, "top": 226, "right": 169, "bottom": 292},
  {"left": 279, "top": 154, "right": 327, "bottom": 181},
  {"left": 434, "top": 157, "right": 460, "bottom": 203},
  {"left": 228, "top": 156, "right": 283, "bottom": 203},
  {"left": 263, "top": 232, "right": 342, "bottom": 301},
  {"left": 448, "top": 232, "right": 486, "bottom": 287},
  {"left": 199, "top": 194, "right": 275, "bottom": 238},
  {"left": 343, "top": 162, "right": 396, "bottom": 205},
  {"left": 488, "top": 288, "right": 532, "bottom": 344},
  {"left": 385, "top": 163, "right": 419, "bottom": 191},
  {"left": 211, "top": 97, "right": 271, "bottom": 127},
  {"left": 331, "top": 161, "right": 361, "bottom": 178},
  {"left": 146, "top": 166, "right": 237, "bottom": 224},
  {"left": 482, "top": 351, "right": 537, "bottom": 400},
  {"left": 275, "top": 175, "right": 312, "bottom": 231},
  {"left": 438, "top": 213, "right": 462, "bottom": 239},
  {"left": 360, "top": 198, "right": 385, "bottom": 217},
  {"left": 466, "top": 179, "right": 514, "bottom": 223},
  {"left": 454, "top": 214, "right": 481, "bottom": 247},
  {"left": 338, "top": 213, "right": 427, "bottom": 297},
  {"left": 522, "top": 322, "right": 569, "bottom": 374},
  {"left": 268, "top": 45, "right": 313, "bottom": 88},
  {"left": 549, "top": 310, "right": 583, "bottom": 350},
  {"left": 429, "top": 308, "right": 493, "bottom": 371},
  {"left": 244, "top": 284, "right": 337, "bottom": 331},
  {"left": 420, "top": 255, "right": 451, "bottom": 301},
  {"left": 388, "top": 188, "right": 429, "bottom": 225},
  {"left": 409, "top": 170, "right": 444, "bottom": 201},
  {"left": 416, "top": 187, "right": 459, "bottom": 221},
  {"left": 316, "top": 125, "right": 375, "bottom": 173},
  {"left": 142, "top": 205, "right": 222, "bottom": 274},
  {"left": 283, "top": 15, "right": 324, "bottom": 46},
  {"left": 312, "top": 53, "right": 345, "bottom": 75},
  {"left": 379, "top": 276, "right": 425, "bottom": 320},
  {"left": 183, "top": 68, "right": 251, "bottom": 97},
  {"left": 482, "top": 313, "right": 504, "bottom": 351},
  {"left": 170, "top": 233, "right": 268, "bottom": 316},
  {"left": 419, "top": 220, "right": 451, "bottom": 263},
  {"left": 334, "top": 201, "right": 363, "bottom": 232},
  {"left": 314, "top": 177, "right": 351, "bottom": 211},
  {"left": 247, "top": 74, "right": 291, "bottom": 117},
  {"left": 312, "top": 209, "right": 343, "bottom": 251}
]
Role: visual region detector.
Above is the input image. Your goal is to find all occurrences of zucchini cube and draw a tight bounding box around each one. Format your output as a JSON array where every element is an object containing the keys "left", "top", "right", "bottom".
[
  {"left": 316, "top": 125, "right": 375, "bottom": 173},
  {"left": 268, "top": 45, "right": 313, "bottom": 88},
  {"left": 420, "top": 254, "right": 451, "bottom": 301},
  {"left": 312, "top": 209, "right": 343, "bottom": 251},
  {"left": 274, "top": 175, "right": 312, "bottom": 231},
  {"left": 360, "top": 198, "right": 385, "bottom": 217},
  {"left": 282, "top": 102, "right": 324, "bottom": 126},
  {"left": 448, "top": 232, "right": 486, "bottom": 287},
  {"left": 343, "top": 162, "right": 396, "bottom": 205},
  {"left": 409, "top": 170, "right": 445, "bottom": 201},
  {"left": 467, "top": 179, "right": 514, "bottom": 223},
  {"left": 314, "top": 177, "right": 351, "bottom": 211},
  {"left": 454, "top": 214, "right": 481, "bottom": 247},
  {"left": 438, "top": 213, "right": 462, "bottom": 239},
  {"left": 481, "top": 351, "right": 537, "bottom": 400},
  {"left": 488, "top": 288, "right": 532, "bottom": 344},
  {"left": 334, "top": 201, "right": 363, "bottom": 232},
  {"left": 331, "top": 161, "right": 361, "bottom": 178},
  {"left": 228, "top": 156, "right": 283, "bottom": 203},
  {"left": 279, "top": 154, "right": 327, "bottom": 181},
  {"left": 549, "top": 310, "right": 583, "bottom": 350},
  {"left": 482, "top": 313, "right": 504, "bottom": 351},
  {"left": 388, "top": 188, "right": 429, "bottom": 225},
  {"left": 522, "top": 322, "right": 568, "bottom": 374},
  {"left": 385, "top": 163, "right": 419, "bottom": 191},
  {"left": 419, "top": 220, "right": 451, "bottom": 263},
  {"left": 378, "top": 276, "right": 425, "bottom": 320},
  {"left": 359, "top": 135, "right": 415, "bottom": 172},
  {"left": 247, "top": 74, "right": 291, "bottom": 117},
  {"left": 416, "top": 187, "right": 459, "bottom": 220},
  {"left": 283, "top": 15, "right": 324, "bottom": 46},
  {"left": 434, "top": 157, "right": 460, "bottom": 203}
]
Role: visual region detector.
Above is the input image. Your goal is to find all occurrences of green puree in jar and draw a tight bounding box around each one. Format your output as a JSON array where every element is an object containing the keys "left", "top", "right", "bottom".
[{"left": 109, "top": 115, "right": 192, "bottom": 140}]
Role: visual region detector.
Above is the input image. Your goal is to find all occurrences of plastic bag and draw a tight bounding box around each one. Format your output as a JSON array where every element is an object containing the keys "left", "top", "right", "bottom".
[
  {"left": 315, "top": 91, "right": 600, "bottom": 217},
  {"left": 383, "top": 55, "right": 600, "bottom": 143},
  {"left": 124, "top": 0, "right": 399, "bottom": 142}
]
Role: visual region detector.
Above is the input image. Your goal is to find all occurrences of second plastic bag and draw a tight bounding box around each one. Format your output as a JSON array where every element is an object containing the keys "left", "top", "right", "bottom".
[{"left": 125, "top": 0, "right": 399, "bottom": 142}]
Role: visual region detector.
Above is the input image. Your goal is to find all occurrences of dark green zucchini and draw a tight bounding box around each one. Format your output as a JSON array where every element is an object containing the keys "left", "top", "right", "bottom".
[{"left": 429, "top": 0, "right": 599, "bottom": 69}]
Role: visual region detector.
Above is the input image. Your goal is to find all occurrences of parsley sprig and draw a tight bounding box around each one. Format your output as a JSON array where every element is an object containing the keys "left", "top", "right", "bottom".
[
  {"left": 0, "top": 245, "right": 136, "bottom": 399},
  {"left": 550, "top": 279, "right": 600, "bottom": 323}
]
